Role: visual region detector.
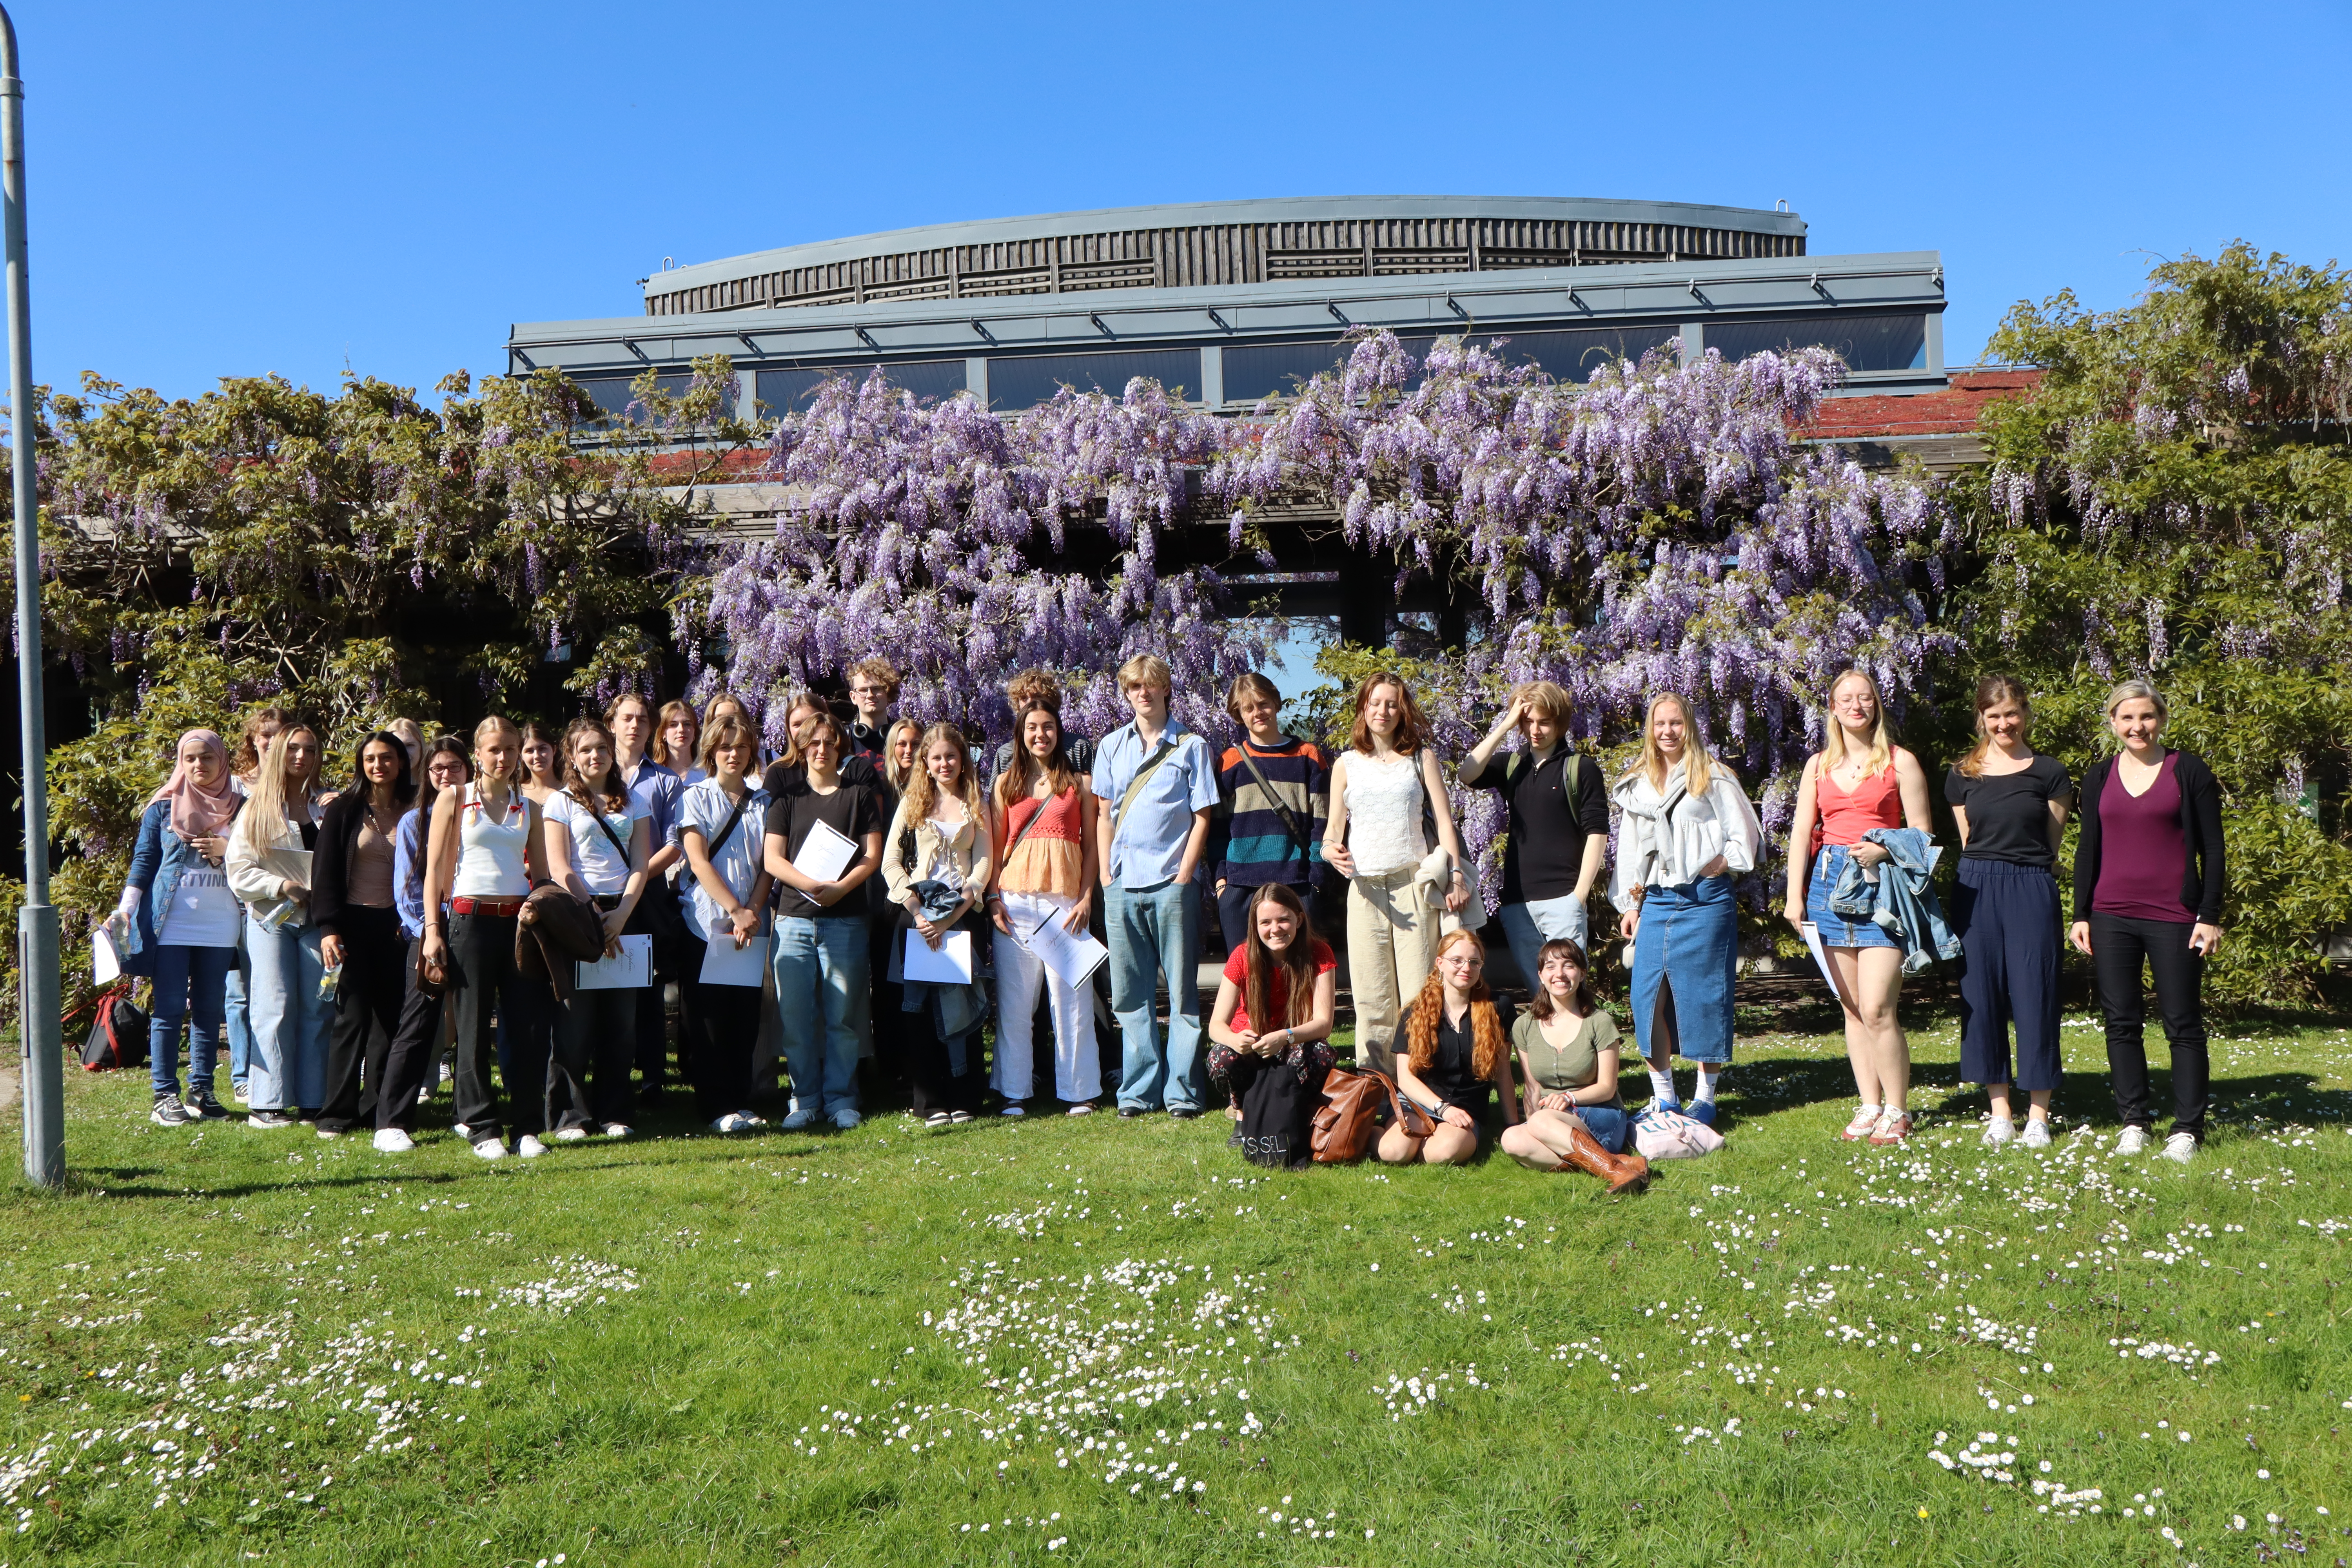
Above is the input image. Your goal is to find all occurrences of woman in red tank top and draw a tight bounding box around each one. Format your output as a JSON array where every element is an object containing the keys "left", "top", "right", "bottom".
[{"left": 1782, "top": 670, "right": 1935, "bottom": 1144}]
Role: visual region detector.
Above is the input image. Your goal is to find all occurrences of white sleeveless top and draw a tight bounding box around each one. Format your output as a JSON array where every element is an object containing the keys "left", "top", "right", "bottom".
[
  {"left": 452, "top": 784, "right": 532, "bottom": 898},
  {"left": 1344, "top": 751, "right": 1429, "bottom": 877}
]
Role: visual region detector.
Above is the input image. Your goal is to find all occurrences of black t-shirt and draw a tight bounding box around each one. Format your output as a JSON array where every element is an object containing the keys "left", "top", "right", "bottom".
[
  {"left": 760, "top": 751, "right": 880, "bottom": 801},
  {"left": 1945, "top": 756, "right": 2072, "bottom": 866},
  {"left": 1474, "top": 748, "right": 1609, "bottom": 903},
  {"left": 1418, "top": 996, "right": 1515, "bottom": 1118},
  {"left": 764, "top": 780, "right": 884, "bottom": 918}
]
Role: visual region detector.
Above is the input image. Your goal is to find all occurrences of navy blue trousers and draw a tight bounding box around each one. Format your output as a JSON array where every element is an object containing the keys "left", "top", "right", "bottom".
[{"left": 1953, "top": 858, "right": 2063, "bottom": 1092}]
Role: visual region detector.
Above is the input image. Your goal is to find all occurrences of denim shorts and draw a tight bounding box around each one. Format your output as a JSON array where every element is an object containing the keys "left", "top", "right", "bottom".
[{"left": 1807, "top": 844, "right": 1902, "bottom": 950}]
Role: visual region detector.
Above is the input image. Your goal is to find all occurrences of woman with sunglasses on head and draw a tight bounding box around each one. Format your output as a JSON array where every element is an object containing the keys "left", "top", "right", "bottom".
[
  {"left": 2069, "top": 679, "right": 2225, "bottom": 1164},
  {"left": 1205, "top": 884, "right": 1337, "bottom": 1166},
  {"left": 1498, "top": 938, "right": 1648, "bottom": 1192},
  {"left": 227, "top": 722, "right": 338, "bottom": 1127},
  {"left": 1377, "top": 928, "right": 1521, "bottom": 1166},
  {"left": 543, "top": 716, "right": 655, "bottom": 1142},
  {"left": 113, "top": 729, "right": 244, "bottom": 1126},
  {"left": 678, "top": 713, "right": 774, "bottom": 1133},
  {"left": 421, "top": 717, "right": 550, "bottom": 1160},
  {"left": 312, "top": 731, "right": 419, "bottom": 1139}
]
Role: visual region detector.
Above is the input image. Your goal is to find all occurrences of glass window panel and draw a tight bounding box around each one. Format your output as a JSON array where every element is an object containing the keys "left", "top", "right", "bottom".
[
  {"left": 985, "top": 348, "right": 1202, "bottom": 410},
  {"left": 1480, "top": 325, "right": 1679, "bottom": 380},
  {"left": 1704, "top": 314, "right": 1928, "bottom": 372},
  {"left": 575, "top": 372, "right": 691, "bottom": 424},
  {"left": 755, "top": 359, "right": 966, "bottom": 416}
]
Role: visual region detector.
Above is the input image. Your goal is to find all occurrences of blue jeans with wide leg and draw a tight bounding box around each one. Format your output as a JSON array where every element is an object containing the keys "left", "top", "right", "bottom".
[
  {"left": 1108, "top": 877, "right": 1203, "bottom": 1113},
  {"left": 774, "top": 915, "right": 867, "bottom": 1118},
  {"left": 245, "top": 911, "right": 331, "bottom": 1112}
]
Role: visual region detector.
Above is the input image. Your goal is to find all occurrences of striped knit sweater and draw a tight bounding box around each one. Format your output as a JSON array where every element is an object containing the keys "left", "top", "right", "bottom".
[{"left": 1209, "top": 736, "right": 1331, "bottom": 888}]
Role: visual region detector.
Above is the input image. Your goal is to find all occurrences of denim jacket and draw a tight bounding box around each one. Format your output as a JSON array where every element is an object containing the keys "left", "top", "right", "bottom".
[
  {"left": 1828, "top": 827, "right": 1962, "bottom": 975},
  {"left": 120, "top": 797, "right": 243, "bottom": 976}
]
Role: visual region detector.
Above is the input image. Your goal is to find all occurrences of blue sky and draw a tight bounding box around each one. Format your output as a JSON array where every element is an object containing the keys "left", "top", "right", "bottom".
[{"left": 18, "top": 0, "right": 2349, "bottom": 406}]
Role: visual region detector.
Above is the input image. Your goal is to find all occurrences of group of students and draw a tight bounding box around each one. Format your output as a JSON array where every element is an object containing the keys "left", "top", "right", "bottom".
[{"left": 112, "top": 653, "right": 2227, "bottom": 1175}]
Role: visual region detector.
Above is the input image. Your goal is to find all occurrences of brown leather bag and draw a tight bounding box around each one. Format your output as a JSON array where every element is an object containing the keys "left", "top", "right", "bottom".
[{"left": 1311, "top": 1064, "right": 1432, "bottom": 1163}]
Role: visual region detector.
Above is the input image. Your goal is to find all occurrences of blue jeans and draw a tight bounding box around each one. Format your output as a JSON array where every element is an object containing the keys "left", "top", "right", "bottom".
[
  {"left": 1577, "top": 1103, "right": 1631, "bottom": 1154},
  {"left": 225, "top": 933, "right": 253, "bottom": 1089},
  {"left": 1495, "top": 895, "right": 1591, "bottom": 992},
  {"left": 774, "top": 916, "right": 867, "bottom": 1117},
  {"left": 148, "top": 943, "right": 234, "bottom": 1101},
  {"left": 1107, "top": 878, "right": 1203, "bottom": 1112},
  {"left": 245, "top": 912, "right": 332, "bottom": 1112}
]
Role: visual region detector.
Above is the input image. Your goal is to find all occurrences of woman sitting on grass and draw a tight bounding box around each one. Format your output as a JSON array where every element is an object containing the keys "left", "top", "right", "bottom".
[
  {"left": 1377, "top": 929, "right": 1520, "bottom": 1166},
  {"left": 1498, "top": 938, "right": 1650, "bottom": 1193},
  {"left": 1206, "top": 884, "right": 1337, "bottom": 1164}
]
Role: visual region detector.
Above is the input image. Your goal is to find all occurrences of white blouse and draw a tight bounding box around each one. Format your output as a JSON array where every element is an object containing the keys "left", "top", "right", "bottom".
[
  {"left": 1340, "top": 751, "right": 1430, "bottom": 878},
  {"left": 1608, "top": 761, "right": 1763, "bottom": 903}
]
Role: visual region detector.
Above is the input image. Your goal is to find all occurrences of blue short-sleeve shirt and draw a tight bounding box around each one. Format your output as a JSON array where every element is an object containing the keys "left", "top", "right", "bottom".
[{"left": 1090, "top": 717, "right": 1220, "bottom": 887}]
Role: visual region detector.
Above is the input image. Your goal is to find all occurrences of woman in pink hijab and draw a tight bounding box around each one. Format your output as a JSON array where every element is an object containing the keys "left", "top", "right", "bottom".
[{"left": 114, "top": 729, "right": 245, "bottom": 1125}]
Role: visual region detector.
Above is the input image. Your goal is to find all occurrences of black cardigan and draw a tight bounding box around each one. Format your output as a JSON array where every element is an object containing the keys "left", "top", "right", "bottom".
[
  {"left": 2070, "top": 750, "right": 2225, "bottom": 924},
  {"left": 312, "top": 789, "right": 417, "bottom": 939}
]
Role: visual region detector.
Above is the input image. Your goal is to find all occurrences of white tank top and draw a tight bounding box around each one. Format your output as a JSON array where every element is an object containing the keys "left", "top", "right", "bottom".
[
  {"left": 452, "top": 784, "right": 532, "bottom": 898},
  {"left": 1345, "top": 750, "right": 1429, "bottom": 877}
]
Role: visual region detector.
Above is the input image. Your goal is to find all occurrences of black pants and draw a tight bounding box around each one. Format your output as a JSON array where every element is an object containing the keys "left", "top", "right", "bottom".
[
  {"left": 318, "top": 906, "right": 404, "bottom": 1134},
  {"left": 449, "top": 911, "right": 551, "bottom": 1142},
  {"left": 2091, "top": 912, "right": 2210, "bottom": 1139},
  {"left": 553, "top": 984, "right": 639, "bottom": 1131},
  {"left": 630, "top": 884, "right": 684, "bottom": 1095},
  {"left": 376, "top": 936, "right": 444, "bottom": 1133},
  {"left": 688, "top": 978, "right": 760, "bottom": 1121},
  {"left": 869, "top": 908, "right": 906, "bottom": 1085}
]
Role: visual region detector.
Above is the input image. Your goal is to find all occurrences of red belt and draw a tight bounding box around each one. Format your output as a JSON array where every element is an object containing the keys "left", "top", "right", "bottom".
[{"left": 451, "top": 895, "right": 525, "bottom": 916}]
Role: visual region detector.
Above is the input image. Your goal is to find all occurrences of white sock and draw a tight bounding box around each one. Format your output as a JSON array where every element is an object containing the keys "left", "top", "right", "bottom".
[
  {"left": 1852, "top": 1101, "right": 1881, "bottom": 1122},
  {"left": 1692, "top": 1069, "right": 1721, "bottom": 1107},
  {"left": 1648, "top": 1067, "right": 1679, "bottom": 1105}
]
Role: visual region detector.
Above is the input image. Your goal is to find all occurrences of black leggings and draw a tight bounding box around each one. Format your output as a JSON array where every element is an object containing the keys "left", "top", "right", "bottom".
[{"left": 2091, "top": 913, "right": 2209, "bottom": 1138}]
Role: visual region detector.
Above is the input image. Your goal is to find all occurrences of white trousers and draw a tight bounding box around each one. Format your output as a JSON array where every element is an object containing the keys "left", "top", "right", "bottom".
[{"left": 992, "top": 891, "right": 1100, "bottom": 1103}]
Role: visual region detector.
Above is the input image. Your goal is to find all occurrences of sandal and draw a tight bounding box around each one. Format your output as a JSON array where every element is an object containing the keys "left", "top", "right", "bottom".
[
  {"left": 1841, "top": 1105, "right": 1881, "bottom": 1140},
  {"left": 1868, "top": 1111, "right": 1912, "bottom": 1146}
]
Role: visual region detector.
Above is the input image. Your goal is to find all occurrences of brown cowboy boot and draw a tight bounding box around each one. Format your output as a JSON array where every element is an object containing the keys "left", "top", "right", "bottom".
[{"left": 1559, "top": 1114, "right": 1651, "bottom": 1194}]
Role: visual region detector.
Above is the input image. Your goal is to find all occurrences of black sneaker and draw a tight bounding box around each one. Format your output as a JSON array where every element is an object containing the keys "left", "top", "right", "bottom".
[
  {"left": 1169, "top": 1107, "right": 1203, "bottom": 1122},
  {"left": 1117, "top": 1106, "right": 1149, "bottom": 1119},
  {"left": 246, "top": 1109, "right": 295, "bottom": 1129},
  {"left": 188, "top": 1092, "right": 230, "bottom": 1120},
  {"left": 150, "top": 1094, "right": 192, "bottom": 1127}
]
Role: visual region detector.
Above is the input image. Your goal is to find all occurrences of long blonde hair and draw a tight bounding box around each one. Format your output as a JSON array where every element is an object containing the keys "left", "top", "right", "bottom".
[
  {"left": 1821, "top": 669, "right": 1895, "bottom": 779},
  {"left": 900, "top": 723, "right": 979, "bottom": 824},
  {"left": 1620, "top": 692, "right": 1715, "bottom": 796},
  {"left": 1956, "top": 674, "right": 2033, "bottom": 779},
  {"left": 237, "top": 725, "right": 320, "bottom": 852}
]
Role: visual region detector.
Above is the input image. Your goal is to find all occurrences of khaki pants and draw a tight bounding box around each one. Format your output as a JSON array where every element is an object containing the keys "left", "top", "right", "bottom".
[{"left": 1346, "top": 864, "right": 1441, "bottom": 1077}]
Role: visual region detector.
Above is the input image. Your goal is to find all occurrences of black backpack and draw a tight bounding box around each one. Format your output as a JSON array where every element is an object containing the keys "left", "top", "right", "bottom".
[{"left": 79, "top": 985, "right": 151, "bottom": 1072}]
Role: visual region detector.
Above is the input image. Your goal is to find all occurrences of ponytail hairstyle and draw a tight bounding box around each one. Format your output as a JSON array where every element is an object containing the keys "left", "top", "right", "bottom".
[
  {"left": 561, "top": 717, "right": 629, "bottom": 815},
  {"left": 1404, "top": 928, "right": 1506, "bottom": 1081},
  {"left": 1956, "top": 675, "right": 2033, "bottom": 779},
  {"left": 1820, "top": 669, "right": 1895, "bottom": 779},
  {"left": 995, "top": 699, "right": 1078, "bottom": 813},
  {"left": 1621, "top": 692, "right": 1716, "bottom": 796},
  {"left": 1241, "top": 883, "right": 1319, "bottom": 1033},
  {"left": 231, "top": 705, "right": 291, "bottom": 782}
]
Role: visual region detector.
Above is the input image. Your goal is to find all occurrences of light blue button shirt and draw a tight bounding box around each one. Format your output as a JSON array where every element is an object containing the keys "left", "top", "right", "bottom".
[
  {"left": 1090, "top": 717, "right": 1220, "bottom": 887},
  {"left": 677, "top": 778, "right": 773, "bottom": 936}
]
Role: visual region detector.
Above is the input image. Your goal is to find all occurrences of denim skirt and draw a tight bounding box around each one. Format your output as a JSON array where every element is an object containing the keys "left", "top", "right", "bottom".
[
  {"left": 1807, "top": 844, "right": 1902, "bottom": 951},
  {"left": 1629, "top": 874, "right": 1737, "bottom": 1065}
]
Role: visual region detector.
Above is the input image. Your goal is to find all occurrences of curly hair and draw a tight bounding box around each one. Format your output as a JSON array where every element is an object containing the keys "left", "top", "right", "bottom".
[{"left": 1404, "top": 929, "right": 1506, "bottom": 1080}]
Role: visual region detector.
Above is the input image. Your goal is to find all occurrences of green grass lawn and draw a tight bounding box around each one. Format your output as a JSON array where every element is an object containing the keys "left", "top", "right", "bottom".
[{"left": 7, "top": 1002, "right": 2352, "bottom": 1567}]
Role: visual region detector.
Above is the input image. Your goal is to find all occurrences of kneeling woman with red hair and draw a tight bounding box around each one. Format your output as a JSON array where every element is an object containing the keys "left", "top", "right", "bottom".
[{"left": 1377, "top": 929, "right": 1521, "bottom": 1166}]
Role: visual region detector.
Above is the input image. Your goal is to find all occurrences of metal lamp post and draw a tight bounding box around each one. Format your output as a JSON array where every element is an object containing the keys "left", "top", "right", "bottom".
[{"left": 2, "top": 4, "right": 62, "bottom": 1188}]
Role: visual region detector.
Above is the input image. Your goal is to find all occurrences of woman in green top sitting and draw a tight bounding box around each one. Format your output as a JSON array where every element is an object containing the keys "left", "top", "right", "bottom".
[{"left": 1499, "top": 938, "right": 1650, "bottom": 1193}]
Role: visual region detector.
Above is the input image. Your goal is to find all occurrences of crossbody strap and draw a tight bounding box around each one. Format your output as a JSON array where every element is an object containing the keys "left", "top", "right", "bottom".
[
  {"left": 575, "top": 791, "right": 635, "bottom": 865},
  {"left": 704, "top": 793, "right": 752, "bottom": 858},
  {"left": 1110, "top": 738, "right": 1178, "bottom": 844},
  {"left": 1236, "top": 745, "right": 1314, "bottom": 862}
]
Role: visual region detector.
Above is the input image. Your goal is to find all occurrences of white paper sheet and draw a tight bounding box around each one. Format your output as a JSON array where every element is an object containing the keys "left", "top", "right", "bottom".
[
  {"left": 575, "top": 933, "right": 653, "bottom": 990},
  {"left": 93, "top": 924, "right": 123, "bottom": 985},
  {"left": 791, "top": 820, "right": 858, "bottom": 883},
  {"left": 1022, "top": 907, "right": 1109, "bottom": 989},
  {"left": 1797, "top": 921, "right": 1847, "bottom": 1004},
  {"left": 699, "top": 931, "right": 769, "bottom": 987},
  {"left": 903, "top": 927, "right": 974, "bottom": 985}
]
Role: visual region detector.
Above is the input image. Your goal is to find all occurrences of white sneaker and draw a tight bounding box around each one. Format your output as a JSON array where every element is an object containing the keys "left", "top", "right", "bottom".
[
  {"left": 452, "top": 1122, "right": 472, "bottom": 1141},
  {"left": 1066, "top": 1103, "right": 1096, "bottom": 1116},
  {"left": 2021, "top": 1118, "right": 2053, "bottom": 1149},
  {"left": 735, "top": 1111, "right": 766, "bottom": 1129},
  {"left": 1982, "top": 1118, "right": 2016, "bottom": 1147},
  {"left": 601, "top": 1123, "right": 633, "bottom": 1139},
  {"left": 316, "top": 1127, "right": 341, "bottom": 1140},
  {"left": 371, "top": 1127, "right": 413, "bottom": 1153},
  {"left": 711, "top": 1113, "right": 748, "bottom": 1134},
  {"left": 416, "top": 1087, "right": 431, "bottom": 1108},
  {"left": 552, "top": 1126, "right": 589, "bottom": 1142},
  {"left": 472, "top": 1137, "right": 507, "bottom": 1161},
  {"left": 780, "top": 1108, "right": 817, "bottom": 1131},
  {"left": 2160, "top": 1132, "right": 2198, "bottom": 1164},
  {"left": 831, "top": 1109, "right": 862, "bottom": 1131},
  {"left": 516, "top": 1134, "right": 548, "bottom": 1158},
  {"left": 2114, "top": 1125, "right": 2151, "bottom": 1156}
]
